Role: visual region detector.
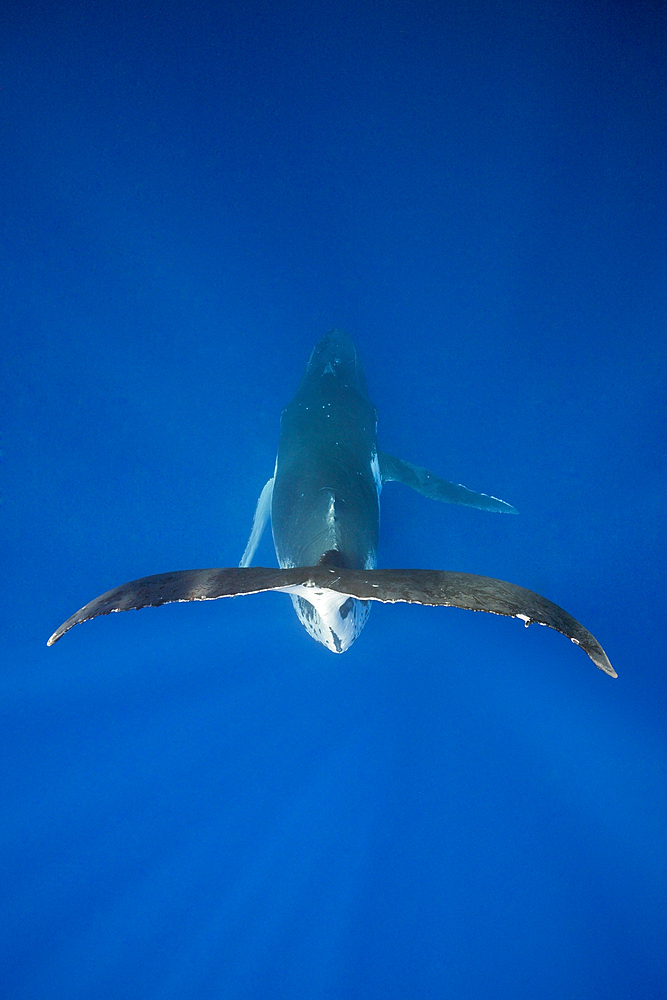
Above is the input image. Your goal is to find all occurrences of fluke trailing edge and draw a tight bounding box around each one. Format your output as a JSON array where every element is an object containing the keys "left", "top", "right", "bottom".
[{"left": 48, "top": 330, "right": 615, "bottom": 677}]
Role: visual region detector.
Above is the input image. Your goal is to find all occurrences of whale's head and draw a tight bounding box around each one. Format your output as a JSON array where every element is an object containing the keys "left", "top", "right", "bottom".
[{"left": 301, "top": 328, "right": 368, "bottom": 397}]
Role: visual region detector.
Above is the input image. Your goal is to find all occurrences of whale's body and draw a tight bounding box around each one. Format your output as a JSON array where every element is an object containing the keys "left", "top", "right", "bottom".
[
  {"left": 263, "top": 331, "right": 380, "bottom": 651},
  {"left": 48, "top": 331, "right": 615, "bottom": 677},
  {"left": 240, "top": 330, "right": 516, "bottom": 653}
]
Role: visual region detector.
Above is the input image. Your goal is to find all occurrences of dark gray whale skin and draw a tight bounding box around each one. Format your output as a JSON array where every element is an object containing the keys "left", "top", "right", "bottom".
[
  {"left": 48, "top": 331, "right": 615, "bottom": 676},
  {"left": 268, "top": 330, "right": 380, "bottom": 650},
  {"left": 271, "top": 329, "right": 379, "bottom": 572}
]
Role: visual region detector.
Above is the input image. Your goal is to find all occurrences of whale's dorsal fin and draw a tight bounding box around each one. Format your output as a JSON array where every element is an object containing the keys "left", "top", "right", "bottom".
[
  {"left": 379, "top": 452, "right": 517, "bottom": 514},
  {"left": 239, "top": 476, "right": 274, "bottom": 567}
]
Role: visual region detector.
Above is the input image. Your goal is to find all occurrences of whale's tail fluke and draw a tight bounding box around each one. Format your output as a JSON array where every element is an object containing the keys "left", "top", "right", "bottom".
[{"left": 47, "top": 566, "right": 615, "bottom": 677}]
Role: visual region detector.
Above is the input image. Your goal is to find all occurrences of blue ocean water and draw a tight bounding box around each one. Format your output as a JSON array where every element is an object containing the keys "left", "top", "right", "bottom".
[{"left": 2, "top": 2, "right": 666, "bottom": 998}]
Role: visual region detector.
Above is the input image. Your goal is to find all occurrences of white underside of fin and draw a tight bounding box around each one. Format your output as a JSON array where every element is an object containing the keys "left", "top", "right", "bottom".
[
  {"left": 371, "top": 449, "right": 382, "bottom": 498},
  {"left": 280, "top": 583, "right": 370, "bottom": 653},
  {"left": 239, "top": 475, "right": 274, "bottom": 567}
]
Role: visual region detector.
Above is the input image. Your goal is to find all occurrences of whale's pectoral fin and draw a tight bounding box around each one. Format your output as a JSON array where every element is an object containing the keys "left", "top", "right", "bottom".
[
  {"left": 379, "top": 452, "right": 517, "bottom": 514},
  {"left": 315, "top": 567, "right": 614, "bottom": 676},
  {"left": 239, "top": 476, "right": 274, "bottom": 567}
]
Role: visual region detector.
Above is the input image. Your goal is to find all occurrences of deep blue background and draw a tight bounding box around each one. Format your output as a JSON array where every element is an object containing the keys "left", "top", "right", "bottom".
[{"left": 2, "top": 2, "right": 666, "bottom": 998}]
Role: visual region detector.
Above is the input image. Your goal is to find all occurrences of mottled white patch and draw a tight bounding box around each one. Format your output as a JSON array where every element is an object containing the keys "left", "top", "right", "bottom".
[
  {"left": 325, "top": 493, "right": 336, "bottom": 531},
  {"left": 279, "top": 583, "right": 370, "bottom": 653}
]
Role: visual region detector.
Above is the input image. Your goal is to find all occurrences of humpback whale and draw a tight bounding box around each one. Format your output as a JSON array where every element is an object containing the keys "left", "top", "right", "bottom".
[{"left": 48, "top": 330, "right": 615, "bottom": 677}]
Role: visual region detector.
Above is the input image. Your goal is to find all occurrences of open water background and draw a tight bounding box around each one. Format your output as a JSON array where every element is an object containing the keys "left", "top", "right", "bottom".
[{"left": 2, "top": 3, "right": 666, "bottom": 998}]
